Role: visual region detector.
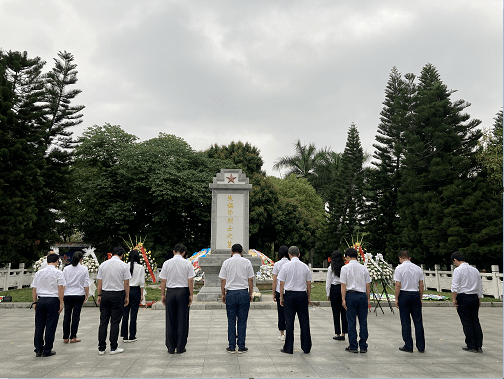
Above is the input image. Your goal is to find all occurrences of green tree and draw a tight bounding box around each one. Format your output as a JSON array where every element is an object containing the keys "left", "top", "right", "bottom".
[
  {"left": 206, "top": 141, "right": 264, "bottom": 176},
  {"left": 398, "top": 63, "right": 483, "bottom": 266},
  {"left": 477, "top": 110, "right": 503, "bottom": 192},
  {"left": 273, "top": 139, "right": 319, "bottom": 180},
  {"left": 325, "top": 123, "right": 365, "bottom": 253}
]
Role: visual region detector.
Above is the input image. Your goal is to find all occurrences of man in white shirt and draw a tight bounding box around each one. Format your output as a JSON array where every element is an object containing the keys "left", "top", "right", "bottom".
[
  {"left": 394, "top": 250, "right": 425, "bottom": 353},
  {"left": 40, "top": 250, "right": 58, "bottom": 270},
  {"left": 451, "top": 251, "right": 483, "bottom": 353},
  {"left": 340, "top": 248, "right": 371, "bottom": 353},
  {"left": 272, "top": 245, "right": 289, "bottom": 341},
  {"left": 278, "top": 246, "right": 312, "bottom": 354},
  {"left": 219, "top": 243, "right": 254, "bottom": 354},
  {"left": 159, "top": 243, "right": 195, "bottom": 354},
  {"left": 96, "top": 246, "right": 131, "bottom": 355},
  {"left": 31, "top": 253, "right": 66, "bottom": 357}
]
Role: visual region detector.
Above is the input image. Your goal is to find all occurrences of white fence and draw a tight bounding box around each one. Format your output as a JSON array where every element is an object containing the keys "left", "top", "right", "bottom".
[{"left": 0, "top": 263, "right": 33, "bottom": 291}]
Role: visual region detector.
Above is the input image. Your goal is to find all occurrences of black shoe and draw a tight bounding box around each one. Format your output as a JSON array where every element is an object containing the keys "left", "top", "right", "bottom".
[
  {"left": 42, "top": 350, "right": 56, "bottom": 357},
  {"left": 462, "top": 346, "right": 477, "bottom": 352},
  {"left": 237, "top": 347, "right": 248, "bottom": 353},
  {"left": 418, "top": 350, "right": 425, "bottom": 353},
  {"left": 167, "top": 350, "right": 175, "bottom": 354},
  {"left": 475, "top": 348, "right": 483, "bottom": 353},
  {"left": 226, "top": 347, "right": 236, "bottom": 354},
  {"left": 360, "top": 349, "right": 367, "bottom": 353},
  {"left": 280, "top": 348, "right": 293, "bottom": 354},
  {"left": 333, "top": 336, "right": 339, "bottom": 340},
  {"left": 176, "top": 348, "right": 186, "bottom": 354},
  {"left": 345, "top": 346, "right": 358, "bottom": 353},
  {"left": 399, "top": 346, "right": 413, "bottom": 353},
  {"left": 35, "top": 351, "right": 42, "bottom": 357}
]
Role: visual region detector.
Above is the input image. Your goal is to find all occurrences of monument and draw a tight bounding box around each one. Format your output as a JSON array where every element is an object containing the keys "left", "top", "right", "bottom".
[{"left": 197, "top": 169, "right": 262, "bottom": 301}]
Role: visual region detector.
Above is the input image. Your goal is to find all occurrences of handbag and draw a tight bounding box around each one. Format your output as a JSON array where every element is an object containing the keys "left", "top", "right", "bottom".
[{"left": 3, "top": 293, "right": 12, "bottom": 302}]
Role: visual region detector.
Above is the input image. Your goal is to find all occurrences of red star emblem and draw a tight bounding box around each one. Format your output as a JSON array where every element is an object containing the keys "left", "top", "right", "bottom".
[{"left": 226, "top": 174, "right": 236, "bottom": 183}]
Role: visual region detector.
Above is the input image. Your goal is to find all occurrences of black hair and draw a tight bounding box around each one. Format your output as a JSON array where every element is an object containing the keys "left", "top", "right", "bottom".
[
  {"left": 330, "top": 250, "right": 345, "bottom": 277},
  {"left": 47, "top": 254, "right": 60, "bottom": 263},
  {"left": 232, "top": 244, "right": 243, "bottom": 253},
  {"left": 451, "top": 251, "right": 465, "bottom": 262},
  {"left": 277, "top": 245, "right": 289, "bottom": 261},
  {"left": 128, "top": 250, "right": 141, "bottom": 275},
  {"left": 72, "top": 251, "right": 84, "bottom": 267},
  {"left": 174, "top": 243, "right": 187, "bottom": 254},
  {"left": 344, "top": 248, "right": 358, "bottom": 258},
  {"left": 398, "top": 250, "right": 410, "bottom": 259},
  {"left": 112, "top": 246, "right": 125, "bottom": 257}
]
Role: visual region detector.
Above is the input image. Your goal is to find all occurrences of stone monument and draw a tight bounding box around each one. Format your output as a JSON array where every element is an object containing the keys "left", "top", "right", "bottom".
[{"left": 197, "top": 169, "right": 262, "bottom": 301}]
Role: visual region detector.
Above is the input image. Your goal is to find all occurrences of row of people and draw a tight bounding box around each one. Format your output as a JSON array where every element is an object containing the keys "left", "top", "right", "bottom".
[{"left": 30, "top": 245, "right": 484, "bottom": 357}]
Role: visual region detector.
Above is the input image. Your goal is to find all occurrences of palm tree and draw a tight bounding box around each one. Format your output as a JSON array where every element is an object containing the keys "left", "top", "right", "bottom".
[{"left": 273, "top": 140, "right": 318, "bottom": 180}]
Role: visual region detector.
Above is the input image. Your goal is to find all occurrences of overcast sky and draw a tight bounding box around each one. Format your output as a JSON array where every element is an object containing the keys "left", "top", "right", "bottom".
[{"left": 2, "top": 0, "right": 502, "bottom": 177}]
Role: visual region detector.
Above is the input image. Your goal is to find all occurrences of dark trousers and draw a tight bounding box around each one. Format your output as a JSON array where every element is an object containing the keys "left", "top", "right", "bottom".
[
  {"left": 345, "top": 291, "right": 368, "bottom": 350},
  {"left": 330, "top": 284, "right": 348, "bottom": 335},
  {"left": 34, "top": 297, "right": 60, "bottom": 355},
  {"left": 62, "top": 295, "right": 85, "bottom": 339},
  {"left": 275, "top": 291, "right": 286, "bottom": 331},
  {"left": 456, "top": 293, "right": 483, "bottom": 349},
  {"left": 398, "top": 291, "right": 425, "bottom": 351},
  {"left": 98, "top": 291, "right": 124, "bottom": 351},
  {"left": 283, "top": 291, "right": 312, "bottom": 354},
  {"left": 226, "top": 289, "right": 250, "bottom": 349},
  {"left": 121, "top": 286, "right": 141, "bottom": 340},
  {"left": 165, "top": 287, "right": 190, "bottom": 353}
]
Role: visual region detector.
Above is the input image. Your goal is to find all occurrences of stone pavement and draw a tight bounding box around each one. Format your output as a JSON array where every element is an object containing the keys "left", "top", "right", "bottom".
[{"left": 0, "top": 306, "right": 502, "bottom": 378}]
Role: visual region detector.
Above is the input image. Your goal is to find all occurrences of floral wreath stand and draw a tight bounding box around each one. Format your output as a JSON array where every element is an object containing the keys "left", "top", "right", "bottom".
[
  {"left": 82, "top": 247, "right": 100, "bottom": 307},
  {"left": 370, "top": 279, "right": 394, "bottom": 315},
  {"left": 363, "top": 253, "right": 395, "bottom": 315}
]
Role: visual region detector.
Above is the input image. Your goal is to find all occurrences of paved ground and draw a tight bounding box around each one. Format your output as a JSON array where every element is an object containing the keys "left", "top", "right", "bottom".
[{"left": 0, "top": 305, "right": 502, "bottom": 378}]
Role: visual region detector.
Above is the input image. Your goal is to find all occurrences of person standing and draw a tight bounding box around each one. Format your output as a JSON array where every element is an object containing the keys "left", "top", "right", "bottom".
[
  {"left": 31, "top": 253, "right": 66, "bottom": 357},
  {"left": 451, "top": 251, "right": 483, "bottom": 353},
  {"left": 272, "top": 245, "right": 290, "bottom": 341},
  {"left": 96, "top": 246, "right": 131, "bottom": 355},
  {"left": 394, "top": 250, "right": 425, "bottom": 353},
  {"left": 219, "top": 243, "right": 254, "bottom": 354},
  {"left": 62, "top": 251, "right": 90, "bottom": 344},
  {"left": 278, "top": 246, "right": 312, "bottom": 354},
  {"left": 326, "top": 250, "right": 348, "bottom": 341},
  {"left": 40, "top": 250, "right": 58, "bottom": 270},
  {"left": 340, "top": 248, "right": 371, "bottom": 353},
  {"left": 121, "top": 249, "right": 145, "bottom": 343},
  {"left": 159, "top": 243, "right": 195, "bottom": 354}
]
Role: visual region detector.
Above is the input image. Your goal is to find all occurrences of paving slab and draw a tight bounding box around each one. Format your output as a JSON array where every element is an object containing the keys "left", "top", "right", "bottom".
[{"left": 0, "top": 306, "right": 502, "bottom": 378}]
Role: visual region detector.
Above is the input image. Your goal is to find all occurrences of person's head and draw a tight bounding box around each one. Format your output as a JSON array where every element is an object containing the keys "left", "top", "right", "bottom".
[
  {"left": 47, "top": 253, "right": 60, "bottom": 265},
  {"left": 71, "top": 251, "right": 84, "bottom": 267},
  {"left": 231, "top": 244, "right": 243, "bottom": 255},
  {"left": 344, "top": 248, "right": 358, "bottom": 260},
  {"left": 398, "top": 250, "right": 410, "bottom": 263},
  {"left": 330, "top": 250, "right": 345, "bottom": 276},
  {"left": 47, "top": 250, "right": 56, "bottom": 257},
  {"left": 173, "top": 243, "right": 187, "bottom": 257},
  {"left": 112, "top": 246, "right": 125, "bottom": 257},
  {"left": 277, "top": 245, "right": 289, "bottom": 261},
  {"left": 288, "top": 246, "right": 300, "bottom": 258},
  {"left": 128, "top": 250, "right": 141, "bottom": 274},
  {"left": 451, "top": 251, "right": 465, "bottom": 266}
]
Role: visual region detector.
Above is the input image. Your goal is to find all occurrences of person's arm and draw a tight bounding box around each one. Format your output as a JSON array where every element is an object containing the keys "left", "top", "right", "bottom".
[
  {"left": 84, "top": 286, "right": 89, "bottom": 303},
  {"left": 341, "top": 283, "right": 347, "bottom": 310},
  {"left": 123, "top": 279, "right": 130, "bottom": 306},
  {"left": 221, "top": 279, "right": 226, "bottom": 303},
  {"left": 160, "top": 279, "right": 167, "bottom": 305},
  {"left": 306, "top": 281, "right": 311, "bottom": 305},
  {"left": 419, "top": 280, "right": 424, "bottom": 307},
  {"left": 58, "top": 285, "right": 64, "bottom": 314},
  {"left": 97, "top": 279, "right": 102, "bottom": 305},
  {"left": 188, "top": 277, "right": 194, "bottom": 306},
  {"left": 248, "top": 277, "right": 254, "bottom": 302},
  {"left": 451, "top": 269, "right": 459, "bottom": 308},
  {"left": 279, "top": 281, "right": 285, "bottom": 307},
  {"left": 394, "top": 281, "right": 401, "bottom": 308},
  {"left": 272, "top": 274, "right": 277, "bottom": 302},
  {"left": 366, "top": 282, "right": 371, "bottom": 306},
  {"left": 326, "top": 269, "right": 331, "bottom": 300},
  {"left": 32, "top": 287, "right": 37, "bottom": 310},
  {"left": 451, "top": 291, "right": 458, "bottom": 308}
]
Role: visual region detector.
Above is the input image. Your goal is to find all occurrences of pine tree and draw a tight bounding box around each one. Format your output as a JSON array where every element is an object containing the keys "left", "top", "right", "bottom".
[
  {"left": 325, "top": 123, "right": 365, "bottom": 251},
  {"left": 398, "top": 63, "right": 482, "bottom": 266}
]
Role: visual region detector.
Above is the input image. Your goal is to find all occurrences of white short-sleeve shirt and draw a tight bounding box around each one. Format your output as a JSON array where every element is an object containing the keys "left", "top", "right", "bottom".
[
  {"left": 272, "top": 257, "right": 290, "bottom": 293},
  {"left": 451, "top": 262, "right": 483, "bottom": 298},
  {"left": 326, "top": 267, "right": 343, "bottom": 297},
  {"left": 277, "top": 257, "right": 312, "bottom": 292},
  {"left": 63, "top": 263, "right": 90, "bottom": 296},
  {"left": 128, "top": 262, "right": 146, "bottom": 287},
  {"left": 96, "top": 256, "right": 131, "bottom": 291},
  {"left": 31, "top": 265, "right": 66, "bottom": 297},
  {"left": 159, "top": 255, "right": 195, "bottom": 288},
  {"left": 393, "top": 260, "right": 424, "bottom": 292},
  {"left": 339, "top": 260, "right": 371, "bottom": 293},
  {"left": 218, "top": 254, "right": 254, "bottom": 291}
]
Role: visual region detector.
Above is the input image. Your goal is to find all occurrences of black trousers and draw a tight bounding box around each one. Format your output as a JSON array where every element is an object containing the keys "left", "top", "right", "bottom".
[
  {"left": 98, "top": 291, "right": 124, "bottom": 351},
  {"left": 456, "top": 293, "right": 483, "bottom": 350},
  {"left": 165, "top": 287, "right": 190, "bottom": 353},
  {"left": 62, "top": 295, "right": 85, "bottom": 339},
  {"left": 121, "top": 286, "right": 141, "bottom": 340},
  {"left": 283, "top": 291, "right": 312, "bottom": 354},
  {"left": 398, "top": 290, "right": 425, "bottom": 351},
  {"left": 275, "top": 291, "right": 286, "bottom": 331},
  {"left": 330, "top": 284, "right": 348, "bottom": 335},
  {"left": 34, "top": 297, "right": 60, "bottom": 355}
]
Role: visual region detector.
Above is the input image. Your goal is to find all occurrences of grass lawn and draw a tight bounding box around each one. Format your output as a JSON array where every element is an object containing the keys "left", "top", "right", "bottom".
[{"left": 1, "top": 283, "right": 501, "bottom": 303}]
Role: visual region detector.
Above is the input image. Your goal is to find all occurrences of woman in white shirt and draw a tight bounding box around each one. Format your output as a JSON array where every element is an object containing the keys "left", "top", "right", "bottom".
[
  {"left": 62, "top": 251, "right": 90, "bottom": 343},
  {"left": 272, "top": 245, "right": 290, "bottom": 341},
  {"left": 326, "top": 250, "right": 348, "bottom": 341},
  {"left": 121, "top": 250, "right": 145, "bottom": 342}
]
